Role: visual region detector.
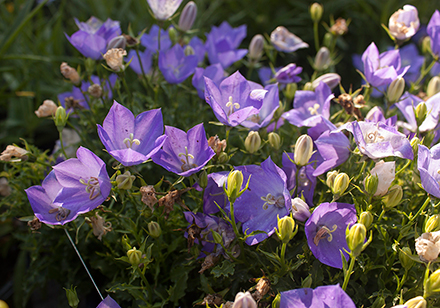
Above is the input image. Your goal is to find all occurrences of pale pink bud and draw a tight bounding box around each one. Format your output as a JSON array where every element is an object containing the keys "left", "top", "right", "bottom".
[
  {"left": 178, "top": 1, "right": 197, "bottom": 31},
  {"left": 35, "top": 100, "right": 58, "bottom": 118},
  {"left": 388, "top": 5, "right": 420, "bottom": 41}
]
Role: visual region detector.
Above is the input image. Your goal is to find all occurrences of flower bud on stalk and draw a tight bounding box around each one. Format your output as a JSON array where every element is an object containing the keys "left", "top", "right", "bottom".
[
  {"left": 314, "top": 47, "right": 330, "bottom": 71},
  {"left": 284, "top": 83, "right": 297, "bottom": 101},
  {"left": 332, "top": 172, "right": 350, "bottom": 197},
  {"left": 127, "top": 247, "right": 142, "bottom": 267},
  {"left": 148, "top": 221, "right": 162, "bottom": 238},
  {"left": 382, "top": 184, "right": 403, "bottom": 209},
  {"left": 116, "top": 171, "right": 136, "bottom": 190},
  {"left": 399, "top": 247, "right": 415, "bottom": 271},
  {"left": 364, "top": 174, "right": 378, "bottom": 195},
  {"left": 217, "top": 152, "right": 229, "bottom": 164},
  {"left": 359, "top": 211, "right": 373, "bottom": 229},
  {"left": 404, "top": 296, "right": 426, "bottom": 308},
  {"left": 245, "top": 131, "right": 261, "bottom": 154},
  {"left": 226, "top": 170, "right": 244, "bottom": 203},
  {"left": 291, "top": 198, "right": 310, "bottom": 221},
  {"left": 248, "top": 34, "right": 264, "bottom": 62},
  {"left": 422, "top": 36, "right": 431, "bottom": 55},
  {"left": 54, "top": 106, "right": 68, "bottom": 132},
  {"left": 303, "top": 82, "right": 314, "bottom": 91},
  {"left": 326, "top": 170, "right": 339, "bottom": 189},
  {"left": 268, "top": 132, "right": 281, "bottom": 150},
  {"left": 178, "top": 1, "right": 197, "bottom": 31},
  {"left": 415, "top": 102, "right": 427, "bottom": 126},
  {"left": 64, "top": 286, "right": 80, "bottom": 308},
  {"left": 168, "top": 27, "right": 178, "bottom": 44},
  {"left": 276, "top": 215, "right": 296, "bottom": 244},
  {"left": 425, "top": 214, "right": 440, "bottom": 233},
  {"left": 387, "top": 77, "right": 405, "bottom": 104},
  {"left": 425, "top": 268, "right": 440, "bottom": 298},
  {"left": 232, "top": 291, "right": 257, "bottom": 308},
  {"left": 198, "top": 170, "right": 208, "bottom": 189},
  {"left": 294, "top": 135, "right": 313, "bottom": 166},
  {"left": 346, "top": 223, "right": 367, "bottom": 257},
  {"left": 301, "top": 275, "right": 313, "bottom": 288},
  {"left": 427, "top": 76, "right": 440, "bottom": 98},
  {"left": 323, "top": 33, "right": 333, "bottom": 48},
  {"left": 411, "top": 136, "right": 420, "bottom": 154},
  {"left": 311, "top": 73, "right": 341, "bottom": 90},
  {"left": 211, "top": 230, "right": 223, "bottom": 245},
  {"left": 310, "top": 3, "right": 323, "bottom": 22}
]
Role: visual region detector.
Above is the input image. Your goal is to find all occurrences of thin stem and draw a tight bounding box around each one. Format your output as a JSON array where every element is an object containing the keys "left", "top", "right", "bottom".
[
  {"left": 342, "top": 255, "right": 356, "bottom": 291},
  {"left": 58, "top": 130, "right": 69, "bottom": 159},
  {"left": 64, "top": 228, "right": 104, "bottom": 301},
  {"left": 136, "top": 267, "right": 153, "bottom": 302},
  {"left": 313, "top": 21, "right": 319, "bottom": 52},
  {"left": 279, "top": 242, "right": 288, "bottom": 275}
]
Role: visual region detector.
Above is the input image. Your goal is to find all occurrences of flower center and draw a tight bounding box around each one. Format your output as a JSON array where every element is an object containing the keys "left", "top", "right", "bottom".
[
  {"left": 314, "top": 225, "right": 338, "bottom": 246},
  {"left": 79, "top": 176, "right": 101, "bottom": 200},
  {"left": 48, "top": 206, "right": 71, "bottom": 222},
  {"left": 308, "top": 103, "right": 320, "bottom": 115},
  {"left": 261, "top": 193, "right": 285, "bottom": 210},
  {"left": 123, "top": 133, "right": 141, "bottom": 148},
  {"left": 178, "top": 146, "right": 198, "bottom": 172},
  {"left": 226, "top": 96, "right": 240, "bottom": 116}
]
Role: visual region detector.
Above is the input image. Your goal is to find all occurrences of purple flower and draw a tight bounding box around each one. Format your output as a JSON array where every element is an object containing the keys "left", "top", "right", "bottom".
[
  {"left": 141, "top": 25, "right": 172, "bottom": 52},
  {"left": 280, "top": 284, "right": 356, "bottom": 308},
  {"left": 361, "top": 42, "right": 409, "bottom": 87},
  {"left": 97, "top": 101, "right": 166, "bottom": 166},
  {"left": 97, "top": 296, "right": 121, "bottom": 308},
  {"left": 270, "top": 26, "right": 309, "bottom": 53},
  {"left": 313, "top": 131, "right": 351, "bottom": 176},
  {"left": 399, "top": 44, "right": 424, "bottom": 84},
  {"left": 283, "top": 82, "right": 333, "bottom": 128},
  {"left": 205, "top": 21, "right": 247, "bottom": 69},
  {"left": 418, "top": 144, "right": 440, "bottom": 199},
  {"left": 203, "top": 171, "right": 229, "bottom": 214},
  {"left": 66, "top": 17, "right": 121, "bottom": 60},
  {"left": 146, "top": 0, "right": 183, "bottom": 21},
  {"left": 305, "top": 202, "right": 357, "bottom": 269},
  {"left": 339, "top": 121, "right": 413, "bottom": 160},
  {"left": 234, "top": 157, "right": 291, "bottom": 245},
  {"left": 152, "top": 123, "right": 215, "bottom": 177},
  {"left": 275, "top": 63, "right": 302, "bottom": 84},
  {"left": 192, "top": 64, "right": 225, "bottom": 99},
  {"left": 204, "top": 71, "right": 262, "bottom": 127},
  {"left": 159, "top": 44, "right": 198, "bottom": 84},
  {"left": 189, "top": 36, "right": 206, "bottom": 65},
  {"left": 240, "top": 84, "right": 280, "bottom": 130},
  {"left": 428, "top": 10, "right": 440, "bottom": 56},
  {"left": 26, "top": 147, "right": 112, "bottom": 225},
  {"left": 127, "top": 49, "right": 153, "bottom": 75},
  {"left": 365, "top": 106, "right": 396, "bottom": 126}
]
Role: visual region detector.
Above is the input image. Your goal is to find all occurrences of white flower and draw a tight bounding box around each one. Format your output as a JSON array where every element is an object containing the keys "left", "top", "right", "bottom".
[
  {"left": 415, "top": 231, "right": 440, "bottom": 262},
  {"left": 388, "top": 5, "right": 420, "bottom": 40},
  {"left": 369, "top": 160, "right": 395, "bottom": 196},
  {"left": 146, "top": 0, "right": 183, "bottom": 21}
]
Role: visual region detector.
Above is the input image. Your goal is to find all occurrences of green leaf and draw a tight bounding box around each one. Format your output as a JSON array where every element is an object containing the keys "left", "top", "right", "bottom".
[
  {"left": 107, "top": 283, "right": 146, "bottom": 302},
  {"left": 211, "top": 260, "right": 235, "bottom": 278}
]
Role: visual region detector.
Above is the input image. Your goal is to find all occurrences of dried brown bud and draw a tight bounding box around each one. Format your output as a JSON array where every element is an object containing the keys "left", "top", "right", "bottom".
[
  {"left": 35, "top": 100, "right": 58, "bottom": 118},
  {"left": 89, "top": 213, "right": 112, "bottom": 240},
  {"left": 330, "top": 18, "right": 348, "bottom": 36},
  {"left": 208, "top": 135, "right": 227, "bottom": 155},
  {"left": 140, "top": 185, "right": 158, "bottom": 211},
  {"left": 199, "top": 254, "right": 219, "bottom": 273},
  {"left": 88, "top": 84, "right": 102, "bottom": 98},
  {"left": 337, "top": 93, "right": 363, "bottom": 120},
  {"left": 60, "top": 62, "right": 80, "bottom": 85},
  {"left": 122, "top": 34, "right": 140, "bottom": 47},
  {"left": 0, "top": 145, "right": 28, "bottom": 162},
  {"left": 103, "top": 48, "right": 127, "bottom": 71},
  {"left": 158, "top": 187, "right": 192, "bottom": 218},
  {"left": 252, "top": 277, "right": 271, "bottom": 301},
  {"left": 28, "top": 216, "right": 41, "bottom": 231},
  {"left": 201, "top": 294, "right": 224, "bottom": 306}
]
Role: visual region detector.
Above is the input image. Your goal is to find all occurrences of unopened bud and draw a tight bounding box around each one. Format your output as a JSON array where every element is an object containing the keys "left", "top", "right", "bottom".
[
  {"left": 427, "top": 76, "right": 440, "bottom": 98},
  {"left": 54, "top": 106, "right": 68, "bottom": 132},
  {"left": 121, "top": 234, "right": 132, "bottom": 250},
  {"left": 184, "top": 45, "right": 195, "bottom": 56},
  {"left": 422, "top": 36, "right": 432, "bottom": 55},
  {"left": 198, "top": 170, "right": 208, "bottom": 189},
  {"left": 248, "top": 34, "right": 265, "bottom": 61},
  {"left": 294, "top": 134, "right": 313, "bottom": 166},
  {"left": 415, "top": 102, "right": 427, "bottom": 126},
  {"left": 116, "top": 171, "right": 136, "bottom": 190},
  {"left": 346, "top": 223, "right": 367, "bottom": 257},
  {"left": 323, "top": 32, "right": 333, "bottom": 48},
  {"left": 272, "top": 293, "right": 281, "bottom": 308},
  {"left": 268, "top": 132, "right": 281, "bottom": 150},
  {"left": 60, "top": 62, "right": 80, "bottom": 85},
  {"left": 301, "top": 275, "right": 313, "bottom": 289},
  {"left": 310, "top": 3, "right": 323, "bottom": 22},
  {"left": 245, "top": 131, "right": 261, "bottom": 154},
  {"left": 311, "top": 73, "right": 341, "bottom": 89},
  {"left": 314, "top": 47, "right": 330, "bottom": 71},
  {"left": 232, "top": 291, "right": 257, "bottom": 308},
  {"left": 404, "top": 296, "right": 426, "bottom": 308},
  {"left": 103, "top": 48, "right": 127, "bottom": 72},
  {"left": 364, "top": 174, "right": 379, "bottom": 195},
  {"left": 332, "top": 172, "right": 350, "bottom": 197},
  {"left": 284, "top": 83, "right": 297, "bottom": 101},
  {"left": 178, "top": 1, "right": 197, "bottom": 31},
  {"left": 425, "top": 214, "right": 440, "bottom": 233},
  {"left": 217, "top": 152, "right": 229, "bottom": 164},
  {"left": 211, "top": 230, "right": 223, "bottom": 244},
  {"left": 387, "top": 77, "right": 405, "bottom": 104},
  {"left": 359, "top": 211, "right": 373, "bottom": 229},
  {"left": 88, "top": 84, "right": 103, "bottom": 98},
  {"left": 425, "top": 268, "right": 440, "bottom": 297},
  {"left": 411, "top": 136, "right": 420, "bottom": 153},
  {"left": 64, "top": 286, "right": 79, "bottom": 308},
  {"left": 148, "top": 221, "right": 162, "bottom": 238},
  {"left": 382, "top": 184, "right": 403, "bottom": 209},
  {"left": 35, "top": 99, "right": 57, "bottom": 118},
  {"left": 168, "top": 27, "right": 178, "bottom": 44},
  {"left": 127, "top": 247, "right": 142, "bottom": 267},
  {"left": 303, "top": 82, "right": 314, "bottom": 91},
  {"left": 291, "top": 197, "right": 310, "bottom": 222},
  {"left": 107, "top": 35, "right": 126, "bottom": 50},
  {"left": 326, "top": 170, "right": 339, "bottom": 188},
  {"left": 226, "top": 170, "right": 243, "bottom": 203},
  {"left": 399, "top": 246, "right": 415, "bottom": 271},
  {"left": 276, "top": 215, "right": 296, "bottom": 244}
]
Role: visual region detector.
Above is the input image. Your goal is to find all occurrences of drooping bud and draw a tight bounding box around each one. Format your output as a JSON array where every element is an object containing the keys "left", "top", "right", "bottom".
[
  {"left": 276, "top": 215, "right": 296, "bottom": 244},
  {"left": 268, "top": 132, "right": 281, "bottom": 150},
  {"left": 54, "top": 106, "right": 68, "bottom": 132},
  {"left": 232, "top": 291, "right": 257, "bottom": 308},
  {"left": 425, "top": 214, "right": 440, "bottom": 233},
  {"left": 425, "top": 268, "right": 440, "bottom": 298},
  {"left": 346, "top": 223, "right": 367, "bottom": 257},
  {"left": 399, "top": 246, "right": 415, "bottom": 271},
  {"left": 226, "top": 170, "right": 244, "bottom": 203},
  {"left": 427, "top": 76, "right": 440, "bottom": 98},
  {"left": 415, "top": 102, "right": 427, "bottom": 126},
  {"left": 310, "top": 3, "right": 323, "bottom": 22},
  {"left": 314, "top": 47, "right": 330, "bottom": 71},
  {"left": 248, "top": 34, "right": 265, "bottom": 62},
  {"left": 148, "top": 221, "right": 162, "bottom": 238},
  {"left": 403, "top": 296, "right": 426, "bottom": 308},
  {"left": 294, "top": 134, "right": 313, "bottom": 166},
  {"left": 103, "top": 48, "right": 127, "bottom": 72},
  {"left": 245, "top": 131, "right": 261, "bottom": 154},
  {"left": 364, "top": 174, "right": 379, "bottom": 195},
  {"left": 291, "top": 197, "right": 310, "bottom": 222},
  {"left": 64, "top": 286, "right": 80, "bottom": 308},
  {"left": 359, "top": 211, "right": 373, "bottom": 229},
  {"left": 332, "top": 172, "right": 350, "bottom": 197},
  {"left": 311, "top": 73, "right": 341, "bottom": 89},
  {"left": 326, "top": 170, "right": 339, "bottom": 188},
  {"left": 116, "top": 171, "right": 136, "bottom": 190},
  {"left": 178, "top": 1, "right": 197, "bottom": 31},
  {"left": 88, "top": 84, "right": 102, "bottom": 98},
  {"left": 35, "top": 99, "right": 58, "bottom": 118},
  {"left": 198, "top": 170, "right": 208, "bottom": 189},
  {"left": 387, "top": 77, "right": 405, "bottom": 104},
  {"left": 107, "top": 35, "right": 127, "bottom": 50},
  {"left": 127, "top": 247, "right": 142, "bottom": 267},
  {"left": 382, "top": 184, "right": 403, "bottom": 209},
  {"left": 60, "top": 62, "right": 80, "bottom": 85}
]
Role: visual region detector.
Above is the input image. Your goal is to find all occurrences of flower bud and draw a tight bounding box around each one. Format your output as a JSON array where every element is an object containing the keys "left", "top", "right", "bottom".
[
  {"left": 303, "top": 82, "right": 314, "bottom": 91},
  {"left": 148, "top": 221, "right": 162, "bottom": 238},
  {"left": 326, "top": 170, "right": 339, "bottom": 188},
  {"left": 425, "top": 214, "right": 440, "bottom": 233},
  {"left": 291, "top": 198, "right": 310, "bottom": 222},
  {"left": 121, "top": 234, "right": 132, "bottom": 250},
  {"left": 425, "top": 268, "right": 440, "bottom": 297},
  {"left": 54, "top": 106, "right": 68, "bottom": 132},
  {"left": 248, "top": 34, "right": 265, "bottom": 62},
  {"left": 64, "top": 286, "right": 79, "bottom": 308},
  {"left": 301, "top": 275, "right": 313, "bottom": 289},
  {"left": 387, "top": 77, "right": 405, "bottom": 104},
  {"left": 294, "top": 135, "right": 313, "bottom": 166},
  {"left": 217, "top": 152, "right": 229, "bottom": 164},
  {"left": 276, "top": 215, "right": 296, "bottom": 244},
  {"left": 399, "top": 246, "right": 415, "bottom": 271},
  {"left": 314, "top": 47, "right": 330, "bottom": 71},
  {"left": 310, "top": 3, "right": 323, "bottom": 22},
  {"left": 198, "top": 170, "right": 208, "bottom": 189},
  {"left": 245, "top": 131, "right": 261, "bottom": 154},
  {"left": 404, "top": 296, "right": 427, "bottom": 308},
  {"left": 415, "top": 102, "right": 427, "bottom": 126},
  {"left": 178, "top": 1, "right": 197, "bottom": 31},
  {"left": 35, "top": 99, "right": 58, "bottom": 118},
  {"left": 382, "top": 184, "right": 403, "bottom": 209},
  {"left": 226, "top": 170, "right": 243, "bottom": 203},
  {"left": 272, "top": 293, "right": 281, "bottom": 308},
  {"left": 323, "top": 32, "right": 333, "bottom": 48},
  {"left": 332, "top": 172, "right": 350, "bottom": 197},
  {"left": 427, "top": 76, "right": 440, "bottom": 98},
  {"left": 168, "top": 27, "right": 178, "bottom": 44},
  {"left": 60, "top": 62, "right": 80, "bottom": 85},
  {"left": 268, "top": 132, "right": 281, "bottom": 150},
  {"left": 184, "top": 45, "right": 195, "bottom": 56},
  {"left": 116, "top": 171, "right": 136, "bottom": 190},
  {"left": 311, "top": 73, "right": 341, "bottom": 90},
  {"left": 107, "top": 35, "right": 127, "bottom": 50},
  {"left": 211, "top": 229, "right": 223, "bottom": 245},
  {"left": 359, "top": 211, "right": 373, "bottom": 229},
  {"left": 103, "top": 48, "right": 127, "bottom": 72},
  {"left": 346, "top": 223, "right": 367, "bottom": 257},
  {"left": 127, "top": 247, "right": 142, "bottom": 267},
  {"left": 232, "top": 291, "right": 257, "bottom": 308},
  {"left": 88, "top": 84, "right": 102, "bottom": 98},
  {"left": 364, "top": 174, "right": 378, "bottom": 195},
  {"left": 284, "top": 83, "right": 297, "bottom": 101},
  {"left": 422, "top": 36, "right": 432, "bottom": 55},
  {"left": 411, "top": 136, "right": 420, "bottom": 153}
]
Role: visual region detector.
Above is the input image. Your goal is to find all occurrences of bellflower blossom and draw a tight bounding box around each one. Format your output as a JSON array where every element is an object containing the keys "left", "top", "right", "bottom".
[
  {"left": 233, "top": 157, "right": 291, "bottom": 245},
  {"left": 127, "top": 49, "right": 153, "bottom": 75},
  {"left": 338, "top": 121, "right": 413, "bottom": 160},
  {"left": 203, "top": 171, "right": 229, "bottom": 214},
  {"left": 192, "top": 64, "right": 225, "bottom": 99},
  {"left": 152, "top": 123, "right": 215, "bottom": 177},
  {"left": 361, "top": 42, "right": 409, "bottom": 87},
  {"left": 274, "top": 63, "right": 302, "bottom": 84},
  {"left": 428, "top": 10, "right": 440, "bottom": 57},
  {"left": 189, "top": 36, "right": 206, "bottom": 65},
  {"left": 313, "top": 130, "right": 351, "bottom": 176},
  {"left": 205, "top": 21, "right": 247, "bottom": 69},
  {"left": 66, "top": 17, "right": 121, "bottom": 60},
  {"left": 204, "top": 71, "right": 262, "bottom": 127},
  {"left": 280, "top": 284, "right": 356, "bottom": 308},
  {"left": 399, "top": 44, "right": 424, "bottom": 85},
  {"left": 283, "top": 82, "right": 333, "bottom": 128},
  {"left": 97, "top": 101, "right": 166, "bottom": 166},
  {"left": 305, "top": 202, "right": 357, "bottom": 269},
  {"left": 141, "top": 25, "right": 172, "bottom": 52},
  {"left": 418, "top": 144, "right": 440, "bottom": 199},
  {"left": 365, "top": 106, "right": 397, "bottom": 126},
  {"left": 158, "top": 44, "right": 198, "bottom": 84},
  {"left": 96, "top": 296, "right": 121, "bottom": 308},
  {"left": 270, "top": 26, "right": 309, "bottom": 53},
  {"left": 146, "top": 0, "right": 183, "bottom": 21},
  {"left": 388, "top": 5, "right": 420, "bottom": 41}
]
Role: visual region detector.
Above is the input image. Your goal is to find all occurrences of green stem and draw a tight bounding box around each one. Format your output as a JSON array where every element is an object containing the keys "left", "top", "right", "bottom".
[
  {"left": 229, "top": 200, "right": 244, "bottom": 255},
  {"left": 58, "top": 130, "right": 69, "bottom": 159},
  {"left": 377, "top": 209, "right": 386, "bottom": 223},
  {"left": 410, "top": 197, "right": 431, "bottom": 223},
  {"left": 279, "top": 242, "right": 288, "bottom": 275},
  {"left": 342, "top": 255, "right": 356, "bottom": 291},
  {"left": 136, "top": 267, "right": 153, "bottom": 302},
  {"left": 313, "top": 21, "right": 320, "bottom": 52}
]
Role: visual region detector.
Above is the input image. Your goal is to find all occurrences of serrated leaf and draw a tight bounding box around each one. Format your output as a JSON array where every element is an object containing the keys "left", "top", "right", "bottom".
[{"left": 211, "top": 260, "right": 235, "bottom": 278}]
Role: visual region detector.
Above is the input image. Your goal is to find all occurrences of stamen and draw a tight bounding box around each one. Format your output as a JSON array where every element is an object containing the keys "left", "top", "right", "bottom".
[
  {"left": 48, "top": 207, "right": 71, "bottom": 222},
  {"left": 313, "top": 224, "right": 338, "bottom": 246},
  {"left": 261, "top": 193, "right": 285, "bottom": 209},
  {"left": 178, "top": 146, "right": 197, "bottom": 172},
  {"left": 225, "top": 96, "right": 240, "bottom": 115},
  {"left": 308, "top": 103, "right": 321, "bottom": 115},
  {"left": 123, "top": 133, "right": 141, "bottom": 148},
  {"left": 79, "top": 176, "right": 101, "bottom": 200}
]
